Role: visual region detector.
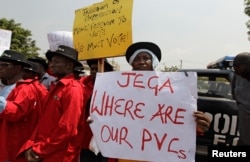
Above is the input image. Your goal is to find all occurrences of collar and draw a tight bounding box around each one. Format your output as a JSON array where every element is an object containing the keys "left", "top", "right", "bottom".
[
  {"left": 53, "top": 73, "right": 76, "bottom": 86},
  {"left": 16, "top": 77, "right": 39, "bottom": 85}
]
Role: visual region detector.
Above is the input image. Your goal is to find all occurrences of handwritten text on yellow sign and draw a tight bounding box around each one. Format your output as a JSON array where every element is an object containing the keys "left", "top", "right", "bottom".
[{"left": 73, "top": 0, "right": 133, "bottom": 60}]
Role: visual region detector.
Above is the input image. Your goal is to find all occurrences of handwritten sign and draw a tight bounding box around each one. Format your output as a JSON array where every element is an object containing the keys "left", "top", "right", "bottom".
[
  {"left": 73, "top": 0, "right": 133, "bottom": 60},
  {"left": 90, "top": 71, "right": 197, "bottom": 162},
  {"left": 47, "top": 31, "right": 73, "bottom": 51},
  {"left": 0, "top": 29, "right": 12, "bottom": 55}
]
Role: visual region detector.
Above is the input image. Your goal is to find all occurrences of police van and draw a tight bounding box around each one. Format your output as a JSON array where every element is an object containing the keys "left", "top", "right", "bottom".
[{"left": 179, "top": 56, "right": 239, "bottom": 161}]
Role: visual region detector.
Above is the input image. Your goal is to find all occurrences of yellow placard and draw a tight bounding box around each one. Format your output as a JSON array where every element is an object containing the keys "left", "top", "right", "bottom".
[{"left": 73, "top": 0, "right": 133, "bottom": 60}]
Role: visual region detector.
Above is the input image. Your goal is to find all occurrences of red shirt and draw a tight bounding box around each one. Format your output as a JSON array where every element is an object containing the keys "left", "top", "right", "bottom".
[
  {"left": 17, "top": 74, "right": 88, "bottom": 162},
  {"left": 80, "top": 75, "right": 95, "bottom": 149},
  {"left": 0, "top": 79, "right": 48, "bottom": 161}
]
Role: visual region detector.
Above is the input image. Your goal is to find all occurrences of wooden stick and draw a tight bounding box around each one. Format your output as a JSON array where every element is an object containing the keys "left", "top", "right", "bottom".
[{"left": 98, "top": 58, "right": 104, "bottom": 73}]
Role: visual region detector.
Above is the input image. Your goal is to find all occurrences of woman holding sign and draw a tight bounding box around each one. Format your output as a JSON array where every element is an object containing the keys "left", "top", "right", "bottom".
[{"left": 117, "top": 42, "right": 211, "bottom": 162}]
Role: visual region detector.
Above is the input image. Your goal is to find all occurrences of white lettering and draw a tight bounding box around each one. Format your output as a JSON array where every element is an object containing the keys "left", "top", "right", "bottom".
[
  {"left": 232, "top": 137, "right": 239, "bottom": 146},
  {"left": 213, "top": 134, "right": 226, "bottom": 145},
  {"left": 221, "top": 114, "right": 230, "bottom": 133},
  {"left": 211, "top": 150, "right": 247, "bottom": 158},
  {"left": 205, "top": 112, "right": 239, "bottom": 145},
  {"left": 230, "top": 115, "right": 238, "bottom": 135},
  {"left": 214, "top": 113, "right": 221, "bottom": 133},
  {"left": 212, "top": 150, "right": 218, "bottom": 157}
]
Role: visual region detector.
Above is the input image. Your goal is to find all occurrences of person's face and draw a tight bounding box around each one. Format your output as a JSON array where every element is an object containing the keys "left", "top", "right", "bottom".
[
  {"left": 0, "top": 61, "right": 22, "bottom": 79},
  {"left": 90, "top": 64, "right": 98, "bottom": 77},
  {"left": 89, "top": 64, "right": 111, "bottom": 82},
  {"left": 49, "top": 55, "right": 73, "bottom": 77},
  {"left": 36, "top": 63, "right": 45, "bottom": 74},
  {"left": 0, "top": 61, "right": 7, "bottom": 78},
  {"left": 131, "top": 52, "right": 153, "bottom": 71},
  {"left": 233, "top": 64, "right": 248, "bottom": 75},
  {"left": 22, "top": 69, "right": 35, "bottom": 80}
]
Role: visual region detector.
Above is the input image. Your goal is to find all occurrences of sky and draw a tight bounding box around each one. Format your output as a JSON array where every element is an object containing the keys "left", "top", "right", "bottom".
[{"left": 1, "top": 0, "right": 250, "bottom": 71}]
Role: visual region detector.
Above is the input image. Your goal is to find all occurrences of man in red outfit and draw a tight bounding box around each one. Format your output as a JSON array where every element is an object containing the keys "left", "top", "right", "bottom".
[
  {"left": 21, "top": 60, "right": 48, "bottom": 114},
  {"left": 17, "top": 45, "right": 88, "bottom": 162},
  {"left": 0, "top": 50, "right": 48, "bottom": 161}
]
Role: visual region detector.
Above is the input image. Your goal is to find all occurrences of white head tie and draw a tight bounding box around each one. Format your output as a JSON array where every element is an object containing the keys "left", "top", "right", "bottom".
[{"left": 128, "top": 49, "right": 160, "bottom": 69}]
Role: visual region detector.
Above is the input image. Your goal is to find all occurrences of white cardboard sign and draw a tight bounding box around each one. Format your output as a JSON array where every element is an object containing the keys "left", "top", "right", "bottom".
[
  {"left": 0, "top": 29, "right": 12, "bottom": 55},
  {"left": 47, "top": 31, "right": 73, "bottom": 51},
  {"left": 90, "top": 71, "right": 197, "bottom": 162}
]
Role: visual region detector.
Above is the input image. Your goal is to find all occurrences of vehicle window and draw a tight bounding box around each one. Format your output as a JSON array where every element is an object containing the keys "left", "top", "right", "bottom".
[{"left": 197, "top": 76, "right": 232, "bottom": 99}]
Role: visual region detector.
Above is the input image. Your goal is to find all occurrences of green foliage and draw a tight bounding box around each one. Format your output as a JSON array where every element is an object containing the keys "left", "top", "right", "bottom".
[
  {"left": 245, "top": 0, "right": 250, "bottom": 16},
  {"left": 245, "top": 0, "right": 250, "bottom": 41},
  {"left": 0, "top": 18, "right": 40, "bottom": 58}
]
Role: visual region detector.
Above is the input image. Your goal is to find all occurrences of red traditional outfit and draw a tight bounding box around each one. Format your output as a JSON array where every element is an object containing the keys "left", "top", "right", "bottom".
[{"left": 0, "top": 78, "right": 48, "bottom": 161}]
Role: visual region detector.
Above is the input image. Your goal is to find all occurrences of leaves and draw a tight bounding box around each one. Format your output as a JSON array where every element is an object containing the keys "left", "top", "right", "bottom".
[{"left": 0, "top": 18, "right": 40, "bottom": 58}]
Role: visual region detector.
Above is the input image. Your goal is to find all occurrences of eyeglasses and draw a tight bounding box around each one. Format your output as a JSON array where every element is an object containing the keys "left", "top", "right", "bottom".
[{"left": 0, "top": 62, "right": 12, "bottom": 68}]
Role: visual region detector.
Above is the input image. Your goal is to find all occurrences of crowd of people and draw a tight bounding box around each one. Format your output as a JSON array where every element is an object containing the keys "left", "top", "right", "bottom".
[{"left": 0, "top": 42, "right": 212, "bottom": 162}]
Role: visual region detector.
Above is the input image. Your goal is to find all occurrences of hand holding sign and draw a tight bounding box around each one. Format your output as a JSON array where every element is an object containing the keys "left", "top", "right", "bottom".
[{"left": 89, "top": 71, "right": 197, "bottom": 162}]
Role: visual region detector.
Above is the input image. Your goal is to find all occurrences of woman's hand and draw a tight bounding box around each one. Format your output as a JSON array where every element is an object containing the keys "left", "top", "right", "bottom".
[{"left": 194, "top": 111, "right": 211, "bottom": 133}]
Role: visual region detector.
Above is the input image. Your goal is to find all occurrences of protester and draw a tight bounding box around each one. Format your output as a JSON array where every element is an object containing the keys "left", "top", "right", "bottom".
[
  {"left": 80, "top": 58, "right": 115, "bottom": 162},
  {"left": 232, "top": 52, "right": 250, "bottom": 145},
  {"left": 28, "top": 56, "right": 56, "bottom": 90},
  {"left": 117, "top": 41, "right": 211, "bottom": 162},
  {"left": 17, "top": 45, "right": 88, "bottom": 162},
  {"left": 0, "top": 50, "right": 48, "bottom": 161},
  {"left": 86, "top": 42, "right": 210, "bottom": 162},
  {"left": 126, "top": 42, "right": 210, "bottom": 131},
  {"left": 21, "top": 59, "right": 48, "bottom": 117}
]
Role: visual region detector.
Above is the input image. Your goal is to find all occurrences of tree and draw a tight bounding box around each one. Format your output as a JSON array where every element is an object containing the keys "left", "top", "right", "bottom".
[
  {"left": 245, "top": 0, "right": 250, "bottom": 16},
  {"left": 245, "top": 0, "right": 250, "bottom": 40},
  {"left": 0, "top": 18, "right": 40, "bottom": 58}
]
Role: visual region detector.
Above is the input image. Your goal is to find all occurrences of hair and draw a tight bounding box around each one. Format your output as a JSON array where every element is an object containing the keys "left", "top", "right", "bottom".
[{"left": 234, "top": 52, "right": 250, "bottom": 66}]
